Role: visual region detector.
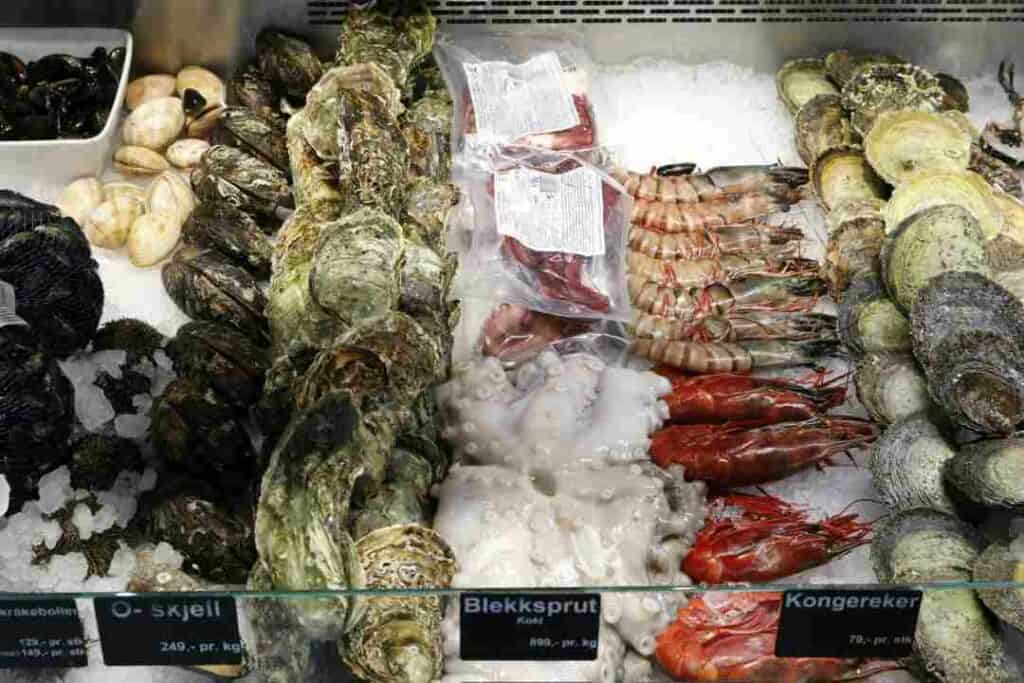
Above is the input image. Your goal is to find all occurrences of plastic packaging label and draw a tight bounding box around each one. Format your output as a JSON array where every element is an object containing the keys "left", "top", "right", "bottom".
[
  {"left": 0, "top": 281, "right": 27, "bottom": 330},
  {"left": 464, "top": 52, "right": 580, "bottom": 141},
  {"left": 495, "top": 166, "right": 605, "bottom": 256}
]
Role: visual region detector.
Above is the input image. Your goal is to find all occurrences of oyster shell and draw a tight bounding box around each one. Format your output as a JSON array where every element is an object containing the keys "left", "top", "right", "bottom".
[
  {"left": 56, "top": 177, "right": 104, "bottom": 227},
  {"left": 794, "top": 93, "right": 856, "bottom": 166},
  {"left": 973, "top": 540, "right": 1024, "bottom": 633},
  {"left": 121, "top": 96, "right": 185, "bottom": 150},
  {"left": 162, "top": 249, "right": 269, "bottom": 343},
  {"left": 404, "top": 177, "right": 457, "bottom": 253},
  {"left": 402, "top": 91, "right": 453, "bottom": 182},
  {"left": 881, "top": 203, "right": 990, "bottom": 312},
  {"left": 838, "top": 273, "right": 911, "bottom": 357},
  {"left": 883, "top": 169, "right": 1001, "bottom": 239},
  {"left": 256, "top": 30, "right": 323, "bottom": 99},
  {"left": 227, "top": 63, "right": 279, "bottom": 121},
  {"left": 987, "top": 190, "right": 1024, "bottom": 270},
  {"left": 856, "top": 351, "right": 935, "bottom": 427},
  {"left": 213, "top": 107, "right": 289, "bottom": 174},
  {"left": 824, "top": 50, "right": 906, "bottom": 88},
  {"left": 114, "top": 145, "right": 170, "bottom": 175},
  {"left": 842, "top": 63, "right": 944, "bottom": 136},
  {"left": 825, "top": 198, "right": 886, "bottom": 294},
  {"left": 864, "top": 110, "right": 972, "bottom": 186},
  {"left": 83, "top": 196, "right": 144, "bottom": 249},
  {"left": 166, "top": 138, "right": 211, "bottom": 169},
  {"left": 182, "top": 201, "right": 272, "bottom": 278},
  {"left": 286, "top": 111, "right": 344, "bottom": 208},
  {"left": 945, "top": 437, "right": 1024, "bottom": 510},
  {"left": 776, "top": 58, "right": 838, "bottom": 115},
  {"left": 911, "top": 271, "right": 1024, "bottom": 435},
  {"left": 349, "top": 446, "right": 439, "bottom": 538},
  {"left": 125, "top": 74, "right": 177, "bottom": 111},
  {"left": 811, "top": 145, "right": 888, "bottom": 212},
  {"left": 192, "top": 145, "right": 293, "bottom": 218},
  {"left": 335, "top": 7, "right": 437, "bottom": 90},
  {"left": 128, "top": 212, "right": 182, "bottom": 267},
  {"left": 869, "top": 414, "right": 955, "bottom": 512},
  {"left": 166, "top": 320, "right": 269, "bottom": 407}
]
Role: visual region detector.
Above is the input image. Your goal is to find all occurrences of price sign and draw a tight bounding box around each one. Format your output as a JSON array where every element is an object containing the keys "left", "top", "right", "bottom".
[
  {"left": 460, "top": 593, "right": 600, "bottom": 661},
  {"left": 0, "top": 599, "right": 87, "bottom": 668}
]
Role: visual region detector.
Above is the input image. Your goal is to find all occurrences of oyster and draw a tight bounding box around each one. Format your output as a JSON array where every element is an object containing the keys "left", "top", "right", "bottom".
[
  {"left": 213, "top": 107, "right": 289, "bottom": 174},
  {"left": 987, "top": 190, "right": 1024, "bottom": 270},
  {"left": 402, "top": 91, "right": 453, "bottom": 181},
  {"left": 841, "top": 63, "right": 945, "bottom": 136},
  {"left": 286, "top": 111, "right": 344, "bottom": 208},
  {"left": 881, "top": 203, "right": 990, "bottom": 312},
  {"left": 56, "top": 176, "right": 103, "bottom": 227},
  {"left": 838, "top": 273, "right": 911, "bottom": 356},
  {"left": 342, "top": 525, "right": 454, "bottom": 683},
  {"left": 191, "top": 145, "right": 293, "bottom": 219},
  {"left": 864, "top": 110, "right": 972, "bottom": 186},
  {"left": 121, "top": 96, "right": 186, "bottom": 150},
  {"left": 869, "top": 414, "right": 956, "bottom": 513},
  {"left": 68, "top": 434, "right": 142, "bottom": 491},
  {"left": 247, "top": 562, "right": 315, "bottom": 683},
  {"left": 162, "top": 249, "right": 269, "bottom": 343},
  {"left": 182, "top": 201, "right": 273, "bottom": 278},
  {"left": 883, "top": 169, "right": 1001, "bottom": 239},
  {"left": 945, "top": 437, "right": 1024, "bottom": 510},
  {"left": 824, "top": 50, "right": 906, "bottom": 88},
  {"left": 855, "top": 352, "right": 936, "bottom": 427},
  {"left": 810, "top": 145, "right": 887, "bottom": 211},
  {"left": 349, "top": 446, "right": 439, "bottom": 538},
  {"left": 227, "top": 63, "right": 279, "bottom": 121},
  {"left": 404, "top": 177, "right": 457, "bottom": 253},
  {"left": 256, "top": 30, "right": 323, "bottom": 100},
  {"left": 970, "top": 145, "right": 1023, "bottom": 200},
  {"left": 995, "top": 267, "right": 1024, "bottom": 304},
  {"left": 911, "top": 271, "right": 1024, "bottom": 435},
  {"left": 973, "top": 540, "right": 1024, "bottom": 633},
  {"left": 166, "top": 320, "right": 269, "bottom": 407},
  {"left": 794, "top": 93, "right": 856, "bottom": 166},
  {"left": 825, "top": 198, "right": 886, "bottom": 293},
  {"left": 335, "top": 5, "right": 437, "bottom": 90},
  {"left": 776, "top": 58, "right": 838, "bottom": 115}
]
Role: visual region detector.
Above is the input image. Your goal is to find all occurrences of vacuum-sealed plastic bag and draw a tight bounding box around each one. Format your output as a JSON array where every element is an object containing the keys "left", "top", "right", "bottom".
[
  {"left": 434, "top": 30, "right": 597, "bottom": 157},
  {"left": 452, "top": 146, "right": 633, "bottom": 321}
]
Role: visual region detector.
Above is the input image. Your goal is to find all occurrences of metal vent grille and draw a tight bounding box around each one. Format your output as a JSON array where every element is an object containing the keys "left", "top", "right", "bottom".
[{"left": 307, "top": 1, "right": 1024, "bottom": 25}]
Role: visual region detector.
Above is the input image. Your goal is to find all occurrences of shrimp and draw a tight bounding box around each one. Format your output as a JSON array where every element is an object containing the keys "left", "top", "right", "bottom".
[
  {"left": 627, "top": 252, "right": 819, "bottom": 289},
  {"left": 650, "top": 416, "right": 880, "bottom": 487},
  {"left": 629, "top": 274, "right": 827, "bottom": 320},
  {"left": 683, "top": 493, "right": 872, "bottom": 584},
  {"left": 631, "top": 338, "right": 842, "bottom": 374},
  {"left": 631, "top": 189, "right": 807, "bottom": 233},
  {"left": 634, "top": 311, "right": 837, "bottom": 343},
  {"left": 628, "top": 222, "right": 804, "bottom": 260},
  {"left": 614, "top": 164, "right": 808, "bottom": 203},
  {"left": 654, "top": 371, "right": 846, "bottom": 425}
]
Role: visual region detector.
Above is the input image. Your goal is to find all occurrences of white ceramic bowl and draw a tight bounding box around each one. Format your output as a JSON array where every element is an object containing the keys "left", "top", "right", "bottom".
[{"left": 0, "top": 27, "right": 133, "bottom": 202}]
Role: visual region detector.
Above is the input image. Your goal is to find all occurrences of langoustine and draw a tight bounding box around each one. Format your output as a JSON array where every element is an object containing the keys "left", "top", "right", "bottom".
[
  {"left": 631, "top": 338, "right": 842, "bottom": 374},
  {"left": 630, "top": 274, "right": 826, "bottom": 320},
  {"left": 628, "top": 222, "right": 803, "bottom": 260},
  {"left": 631, "top": 188, "right": 807, "bottom": 233},
  {"left": 613, "top": 164, "right": 808, "bottom": 203},
  {"left": 627, "top": 252, "right": 819, "bottom": 290},
  {"left": 634, "top": 310, "right": 836, "bottom": 344}
]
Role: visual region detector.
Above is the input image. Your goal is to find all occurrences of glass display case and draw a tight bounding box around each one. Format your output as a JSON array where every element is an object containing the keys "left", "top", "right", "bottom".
[{"left": 1, "top": 1, "right": 1024, "bottom": 681}]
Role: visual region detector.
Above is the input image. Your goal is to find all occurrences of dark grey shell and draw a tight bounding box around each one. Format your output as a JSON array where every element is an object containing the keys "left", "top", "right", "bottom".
[
  {"left": 162, "top": 250, "right": 269, "bottom": 344},
  {"left": 855, "top": 351, "right": 935, "bottom": 426},
  {"left": 256, "top": 30, "right": 323, "bottom": 99},
  {"left": 404, "top": 177, "right": 457, "bottom": 254},
  {"left": 227, "top": 63, "right": 279, "bottom": 122},
  {"left": 192, "top": 145, "right": 293, "bottom": 219},
  {"left": 869, "top": 414, "right": 957, "bottom": 513},
  {"left": 911, "top": 271, "right": 1024, "bottom": 435},
  {"left": 349, "top": 447, "right": 437, "bottom": 539},
  {"left": 838, "top": 272, "right": 911, "bottom": 358},
  {"left": 166, "top": 320, "right": 270, "bottom": 408},
  {"left": 213, "top": 107, "right": 289, "bottom": 174},
  {"left": 68, "top": 434, "right": 143, "bottom": 491},
  {"left": 945, "top": 437, "right": 1024, "bottom": 510},
  {"left": 182, "top": 201, "right": 273, "bottom": 278},
  {"left": 973, "top": 541, "right": 1024, "bottom": 633},
  {"left": 92, "top": 318, "right": 165, "bottom": 363},
  {"left": 872, "top": 508, "right": 982, "bottom": 583}
]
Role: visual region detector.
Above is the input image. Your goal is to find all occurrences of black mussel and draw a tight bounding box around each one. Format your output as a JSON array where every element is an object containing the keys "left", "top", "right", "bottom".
[
  {"left": 183, "top": 88, "right": 208, "bottom": 119},
  {"left": 27, "top": 54, "right": 85, "bottom": 85},
  {"left": 167, "top": 320, "right": 270, "bottom": 407},
  {"left": 212, "top": 107, "right": 289, "bottom": 174},
  {"left": 0, "top": 52, "right": 27, "bottom": 86},
  {"left": 182, "top": 200, "right": 273, "bottom": 277}
]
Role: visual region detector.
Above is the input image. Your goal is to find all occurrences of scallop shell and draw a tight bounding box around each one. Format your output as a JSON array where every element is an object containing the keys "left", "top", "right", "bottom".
[
  {"left": 872, "top": 507, "right": 981, "bottom": 583},
  {"left": 883, "top": 169, "right": 1001, "bottom": 239},
  {"left": 881, "top": 203, "right": 990, "bottom": 312},
  {"left": 973, "top": 540, "right": 1024, "bottom": 633},
  {"left": 166, "top": 139, "right": 211, "bottom": 169},
  {"left": 103, "top": 182, "right": 146, "bottom": 203},
  {"left": 987, "top": 190, "right": 1024, "bottom": 271},
  {"left": 176, "top": 66, "right": 226, "bottom": 107},
  {"left": 825, "top": 199, "right": 886, "bottom": 294},
  {"left": 114, "top": 146, "right": 171, "bottom": 175},
  {"left": 811, "top": 145, "right": 888, "bottom": 211},
  {"left": 121, "top": 96, "right": 185, "bottom": 150},
  {"left": 838, "top": 273, "right": 911, "bottom": 356},
  {"left": 856, "top": 352, "right": 936, "bottom": 427},
  {"left": 128, "top": 212, "right": 182, "bottom": 267},
  {"left": 841, "top": 63, "right": 945, "bottom": 137},
  {"left": 824, "top": 50, "right": 906, "bottom": 88},
  {"left": 869, "top": 414, "right": 956, "bottom": 512},
  {"left": 776, "top": 58, "right": 838, "bottom": 115},
  {"left": 864, "top": 110, "right": 972, "bottom": 186},
  {"left": 83, "top": 196, "right": 144, "bottom": 249},
  {"left": 124, "top": 74, "right": 176, "bottom": 111},
  {"left": 995, "top": 267, "right": 1024, "bottom": 304},
  {"left": 56, "top": 177, "right": 103, "bottom": 226},
  {"left": 945, "top": 437, "right": 1024, "bottom": 510},
  {"left": 794, "top": 93, "right": 857, "bottom": 166},
  {"left": 145, "top": 170, "right": 195, "bottom": 225}
]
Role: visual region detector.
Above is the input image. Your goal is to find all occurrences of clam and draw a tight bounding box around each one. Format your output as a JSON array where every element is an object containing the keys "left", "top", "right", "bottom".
[
  {"left": 864, "top": 110, "right": 972, "bottom": 186},
  {"left": 166, "top": 320, "right": 270, "bottom": 407},
  {"left": 776, "top": 58, "right": 838, "bottom": 115},
  {"left": 128, "top": 212, "right": 182, "bottom": 267},
  {"left": 937, "top": 72, "right": 970, "bottom": 113},
  {"left": 124, "top": 73, "right": 177, "bottom": 111},
  {"left": 825, "top": 198, "right": 886, "bottom": 293},
  {"left": 166, "top": 138, "right": 211, "bottom": 169},
  {"left": 973, "top": 539, "right": 1024, "bottom": 633},
  {"left": 181, "top": 201, "right": 272, "bottom": 278},
  {"left": 191, "top": 145, "right": 292, "bottom": 218},
  {"left": 883, "top": 169, "right": 1001, "bottom": 239},
  {"left": 856, "top": 352, "right": 936, "bottom": 427},
  {"left": 794, "top": 93, "right": 857, "bottom": 166},
  {"left": 841, "top": 63, "right": 945, "bottom": 136},
  {"left": 145, "top": 170, "right": 196, "bottom": 225},
  {"left": 213, "top": 107, "right": 289, "bottom": 173},
  {"left": 811, "top": 145, "right": 888, "bottom": 212},
  {"left": 113, "top": 145, "right": 170, "bottom": 175},
  {"left": 102, "top": 181, "right": 146, "bottom": 204},
  {"left": 56, "top": 176, "right": 103, "bottom": 226},
  {"left": 945, "top": 437, "right": 1024, "bottom": 511},
  {"left": 256, "top": 30, "right": 323, "bottom": 99},
  {"left": 176, "top": 66, "right": 225, "bottom": 108},
  {"left": 881, "top": 203, "right": 990, "bottom": 312},
  {"left": 838, "top": 272, "right": 911, "bottom": 356},
  {"left": 824, "top": 50, "right": 906, "bottom": 88},
  {"left": 83, "top": 196, "right": 143, "bottom": 249},
  {"left": 987, "top": 190, "right": 1024, "bottom": 270},
  {"left": 911, "top": 271, "right": 1024, "bottom": 435},
  {"left": 869, "top": 414, "right": 956, "bottom": 512},
  {"left": 121, "top": 96, "right": 185, "bottom": 150}
]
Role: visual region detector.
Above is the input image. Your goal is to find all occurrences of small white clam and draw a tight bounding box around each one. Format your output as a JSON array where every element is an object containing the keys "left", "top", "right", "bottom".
[
  {"left": 55, "top": 177, "right": 104, "bottom": 226},
  {"left": 176, "top": 66, "right": 226, "bottom": 106},
  {"left": 114, "top": 146, "right": 171, "bottom": 175},
  {"left": 124, "top": 74, "right": 177, "bottom": 111},
  {"left": 121, "top": 97, "right": 185, "bottom": 150},
  {"left": 145, "top": 171, "right": 196, "bottom": 225},
  {"left": 166, "top": 138, "right": 210, "bottom": 169},
  {"left": 103, "top": 181, "right": 146, "bottom": 204},
  {"left": 83, "top": 197, "right": 144, "bottom": 249},
  {"left": 129, "top": 212, "right": 182, "bottom": 267}
]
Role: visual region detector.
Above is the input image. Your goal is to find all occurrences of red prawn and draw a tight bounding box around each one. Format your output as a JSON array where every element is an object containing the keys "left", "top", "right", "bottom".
[
  {"left": 650, "top": 416, "right": 879, "bottom": 487},
  {"left": 655, "top": 592, "right": 900, "bottom": 682},
  {"left": 683, "top": 493, "right": 872, "bottom": 584}
]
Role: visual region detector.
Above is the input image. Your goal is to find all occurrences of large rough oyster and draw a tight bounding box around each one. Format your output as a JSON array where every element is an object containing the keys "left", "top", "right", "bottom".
[
  {"left": 825, "top": 198, "right": 886, "bottom": 294},
  {"left": 402, "top": 90, "right": 452, "bottom": 182},
  {"left": 776, "top": 58, "right": 838, "bottom": 115},
  {"left": 191, "top": 145, "right": 293, "bottom": 219},
  {"left": 911, "top": 271, "right": 1024, "bottom": 435},
  {"left": 945, "top": 437, "right": 1024, "bottom": 511},
  {"left": 335, "top": 4, "right": 437, "bottom": 90},
  {"left": 855, "top": 352, "right": 936, "bottom": 427},
  {"left": 864, "top": 110, "right": 972, "bottom": 185},
  {"left": 838, "top": 272, "right": 911, "bottom": 357},
  {"left": 841, "top": 63, "right": 945, "bottom": 136},
  {"left": 811, "top": 145, "right": 887, "bottom": 211},
  {"left": 883, "top": 169, "right": 1001, "bottom": 239},
  {"left": 824, "top": 50, "right": 906, "bottom": 88},
  {"left": 256, "top": 29, "right": 323, "bottom": 100},
  {"left": 182, "top": 201, "right": 273, "bottom": 278},
  {"left": 869, "top": 414, "right": 956, "bottom": 513},
  {"left": 166, "top": 320, "right": 269, "bottom": 407},
  {"left": 973, "top": 539, "right": 1024, "bottom": 634},
  {"left": 794, "top": 93, "right": 857, "bottom": 166},
  {"left": 404, "top": 177, "right": 457, "bottom": 253}
]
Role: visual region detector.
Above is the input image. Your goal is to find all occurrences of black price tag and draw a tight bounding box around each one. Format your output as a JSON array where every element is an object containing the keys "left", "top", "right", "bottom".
[
  {"left": 0, "top": 599, "right": 87, "bottom": 668},
  {"left": 94, "top": 596, "right": 243, "bottom": 667},
  {"left": 776, "top": 589, "right": 921, "bottom": 659},
  {"left": 460, "top": 592, "right": 600, "bottom": 661}
]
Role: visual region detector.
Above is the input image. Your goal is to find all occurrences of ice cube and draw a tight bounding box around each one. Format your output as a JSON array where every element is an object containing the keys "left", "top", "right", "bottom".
[
  {"left": 114, "top": 413, "right": 150, "bottom": 441},
  {"left": 71, "top": 503, "right": 95, "bottom": 541},
  {"left": 0, "top": 474, "right": 8, "bottom": 517},
  {"left": 36, "top": 467, "right": 73, "bottom": 515}
]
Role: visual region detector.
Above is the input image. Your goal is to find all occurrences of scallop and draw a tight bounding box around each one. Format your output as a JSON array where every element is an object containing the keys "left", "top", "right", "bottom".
[
  {"left": 824, "top": 50, "right": 906, "bottom": 88},
  {"left": 114, "top": 146, "right": 171, "bottom": 175},
  {"left": 124, "top": 74, "right": 177, "bottom": 111},
  {"left": 103, "top": 182, "right": 146, "bottom": 204},
  {"left": 856, "top": 352, "right": 936, "bottom": 427},
  {"left": 794, "top": 93, "right": 857, "bottom": 166},
  {"left": 776, "top": 58, "right": 838, "bottom": 115},
  {"left": 869, "top": 414, "right": 956, "bottom": 511},
  {"left": 973, "top": 539, "right": 1024, "bottom": 633},
  {"left": 864, "top": 110, "right": 972, "bottom": 186},
  {"left": 166, "top": 139, "right": 211, "bottom": 169},
  {"left": 83, "top": 196, "right": 144, "bottom": 249},
  {"left": 883, "top": 169, "right": 1001, "bottom": 239},
  {"left": 838, "top": 273, "right": 911, "bottom": 356},
  {"left": 129, "top": 212, "right": 182, "bottom": 267},
  {"left": 825, "top": 199, "right": 886, "bottom": 293},
  {"left": 841, "top": 63, "right": 945, "bottom": 137},
  {"left": 987, "top": 190, "right": 1024, "bottom": 271},
  {"left": 945, "top": 437, "right": 1024, "bottom": 511},
  {"left": 811, "top": 145, "right": 888, "bottom": 211},
  {"left": 121, "top": 96, "right": 186, "bottom": 150},
  {"left": 176, "top": 66, "right": 226, "bottom": 107},
  {"left": 56, "top": 177, "right": 104, "bottom": 226},
  {"left": 145, "top": 171, "right": 196, "bottom": 225}
]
